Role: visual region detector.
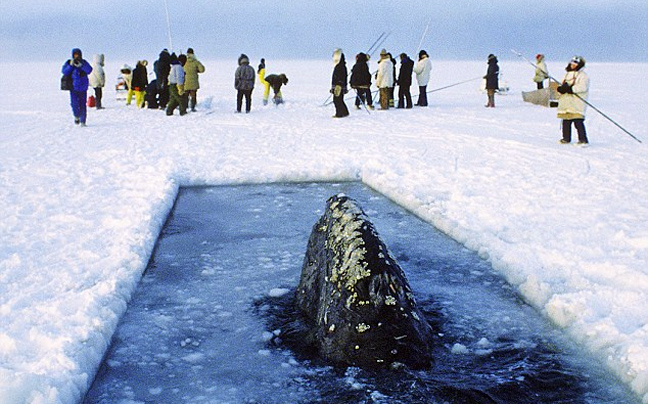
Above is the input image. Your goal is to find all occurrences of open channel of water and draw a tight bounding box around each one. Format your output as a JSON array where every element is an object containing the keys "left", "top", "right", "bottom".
[{"left": 84, "top": 183, "right": 636, "bottom": 403}]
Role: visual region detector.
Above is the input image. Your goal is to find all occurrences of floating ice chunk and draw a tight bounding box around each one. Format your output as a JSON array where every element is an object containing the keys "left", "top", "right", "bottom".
[
  {"left": 475, "top": 349, "right": 493, "bottom": 356},
  {"left": 149, "top": 387, "right": 163, "bottom": 395},
  {"left": 182, "top": 352, "right": 205, "bottom": 363},
  {"left": 451, "top": 343, "right": 469, "bottom": 354},
  {"left": 268, "top": 288, "right": 291, "bottom": 297},
  {"left": 477, "top": 337, "right": 490, "bottom": 347}
]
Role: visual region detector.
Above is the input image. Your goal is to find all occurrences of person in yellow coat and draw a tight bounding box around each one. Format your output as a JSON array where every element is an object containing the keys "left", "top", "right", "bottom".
[
  {"left": 183, "top": 48, "right": 205, "bottom": 112},
  {"left": 258, "top": 58, "right": 271, "bottom": 105}
]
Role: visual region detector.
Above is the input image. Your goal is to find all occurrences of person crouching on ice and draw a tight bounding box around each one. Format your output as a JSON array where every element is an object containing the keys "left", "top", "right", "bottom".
[
  {"left": 264, "top": 74, "right": 288, "bottom": 105},
  {"left": 557, "top": 56, "right": 590, "bottom": 145},
  {"left": 61, "top": 48, "right": 93, "bottom": 126}
]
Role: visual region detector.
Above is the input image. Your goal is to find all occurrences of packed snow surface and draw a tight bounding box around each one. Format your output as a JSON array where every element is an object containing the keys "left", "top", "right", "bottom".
[{"left": 0, "top": 59, "right": 647, "bottom": 403}]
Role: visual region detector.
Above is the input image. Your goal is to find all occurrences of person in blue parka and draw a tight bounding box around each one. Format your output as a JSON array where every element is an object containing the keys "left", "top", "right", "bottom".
[{"left": 61, "top": 48, "right": 93, "bottom": 125}]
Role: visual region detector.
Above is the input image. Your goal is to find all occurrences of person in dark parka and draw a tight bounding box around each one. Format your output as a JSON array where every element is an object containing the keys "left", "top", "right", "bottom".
[
  {"left": 131, "top": 60, "right": 149, "bottom": 108},
  {"left": 264, "top": 73, "right": 288, "bottom": 104},
  {"left": 61, "top": 48, "right": 93, "bottom": 126},
  {"left": 388, "top": 53, "right": 397, "bottom": 107},
  {"left": 397, "top": 53, "right": 414, "bottom": 109},
  {"left": 155, "top": 49, "right": 172, "bottom": 109},
  {"left": 484, "top": 54, "right": 499, "bottom": 108},
  {"left": 234, "top": 53, "right": 255, "bottom": 113},
  {"left": 350, "top": 52, "right": 373, "bottom": 110},
  {"left": 331, "top": 48, "right": 349, "bottom": 118}
]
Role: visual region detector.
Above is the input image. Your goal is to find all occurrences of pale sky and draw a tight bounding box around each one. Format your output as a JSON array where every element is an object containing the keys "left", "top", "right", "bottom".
[{"left": 1, "top": 0, "right": 646, "bottom": 62}]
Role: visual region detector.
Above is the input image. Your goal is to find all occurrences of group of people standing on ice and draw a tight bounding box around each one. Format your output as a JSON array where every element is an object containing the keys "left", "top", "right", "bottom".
[
  {"left": 329, "top": 47, "right": 589, "bottom": 144},
  {"left": 61, "top": 46, "right": 589, "bottom": 145},
  {"left": 331, "top": 48, "right": 433, "bottom": 118},
  {"left": 115, "top": 48, "right": 206, "bottom": 116}
]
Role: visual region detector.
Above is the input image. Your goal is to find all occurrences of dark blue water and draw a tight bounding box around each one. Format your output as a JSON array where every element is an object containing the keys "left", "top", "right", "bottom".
[{"left": 84, "top": 183, "right": 636, "bottom": 403}]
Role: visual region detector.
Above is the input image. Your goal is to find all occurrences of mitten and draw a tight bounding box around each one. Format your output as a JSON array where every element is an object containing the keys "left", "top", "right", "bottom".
[{"left": 557, "top": 83, "right": 571, "bottom": 94}]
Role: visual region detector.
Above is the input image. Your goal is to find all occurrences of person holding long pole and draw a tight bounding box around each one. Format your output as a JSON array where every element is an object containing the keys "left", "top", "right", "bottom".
[
  {"left": 557, "top": 56, "right": 589, "bottom": 145},
  {"left": 511, "top": 49, "right": 641, "bottom": 144}
]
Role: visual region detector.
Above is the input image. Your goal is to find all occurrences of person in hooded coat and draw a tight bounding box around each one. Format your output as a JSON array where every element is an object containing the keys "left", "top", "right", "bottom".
[
  {"left": 557, "top": 56, "right": 590, "bottom": 145},
  {"left": 131, "top": 60, "right": 149, "bottom": 108},
  {"left": 413, "top": 50, "right": 432, "bottom": 106},
  {"left": 183, "top": 48, "right": 205, "bottom": 112},
  {"left": 350, "top": 52, "right": 373, "bottom": 110},
  {"left": 61, "top": 48, "right": 93, "bottom": 125},
  {"left": 155, "top": 49, "right": 172, "bottom": 109},
  {"left": 484, "top": 54, "right": 499, "bottom": 108},
  {"left": 264, "top": 74, "right": 288, "bottom": 105},
  {"left": 234, "top": 54, "right": 255, "bottom": 113},
  {"left": 397, "top": 53, "right": 414, "bottom": 109},
  {"left": 375, "top": 49, "right": 394, "bottom": 110},
  {"left": 167, "top": 53, "right": 187, "bottom": 116},
  {"left": 331, "top": 48, "right": 349, "bottom": 118},
  {"left": 88, "top": 54, "right": 105, "bottom": 109},
  {"left": 533, "top": 53, "right": 549, "bottom": 89}
]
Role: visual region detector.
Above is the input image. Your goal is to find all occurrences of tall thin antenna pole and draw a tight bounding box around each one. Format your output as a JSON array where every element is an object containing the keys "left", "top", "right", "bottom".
[
  {"left": 416, "top": 16, "right": 432, "bottom": 54},
  {"left": 164, "top": 0, "right": 173, "bottom": 51}
]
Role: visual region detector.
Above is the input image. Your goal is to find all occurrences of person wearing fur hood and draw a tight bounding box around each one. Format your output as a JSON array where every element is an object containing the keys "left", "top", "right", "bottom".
[
  {"left": 234, "top": 54, "right": 255, "bottom": 113},
  {"left": 557, "top": 56, "right": 589, "bottom": 145},
  {"left": 375, "top": 49, "right": 394, "bottom": 110},
  {"left": 331, "top": 48, "right": 349, "bottom": 118},
  {"left": 88, "top": 54, "right": 105, "bottom": 109},
  {"left": 533, "top": 54, "right": 549, "bottom": 89},
  {"left": 183, "top": 48, "right": 205, "bottom": 112}
]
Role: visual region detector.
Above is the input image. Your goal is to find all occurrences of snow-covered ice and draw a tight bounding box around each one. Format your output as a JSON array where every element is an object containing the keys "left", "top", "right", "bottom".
[{"left": 0, "top": 58, "right": 647, "bottom": 403}]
